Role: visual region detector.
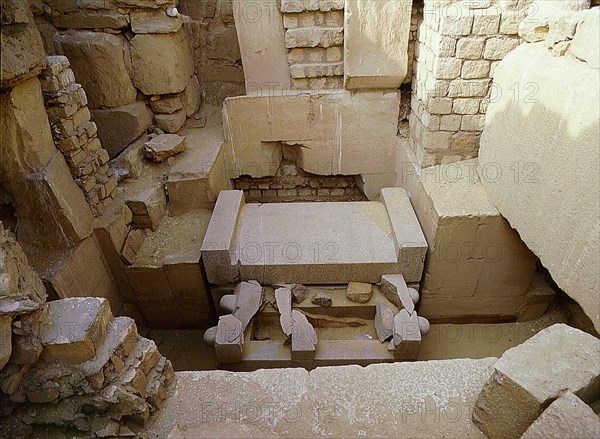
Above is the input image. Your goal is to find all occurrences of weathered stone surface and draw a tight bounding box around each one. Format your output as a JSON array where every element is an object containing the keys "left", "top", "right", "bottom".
[
  {"left": 291, "top": 309, "right": 317, "bottom": 360},
  {"left": 344, "top": 0, "right": 412, "bottom": 88},
  {"left": 521, "top": 391, "right": 600, "bottom": 439},
  {"left": 52, "top": 11, "right": 128, "bottom": 30},
  {"left": 472, "top": 324, "right": 600, "bottom": 439},
  {"left": 392, "top": 308, "right": 421, "bottom": 360},
  {"left": 143, "top": 134, "right": 186, "bottom": 163},
  {"left": 275, "top": 287, "right": 292, "bottom": 336},
  {"left": 0, "top": 315, "right": 13, "bottom": 369},
  {"left": 374, "top": 301, "right": 394, "bottom": 342},
  {"left": 129, "top": 29, "right": 194, "bottom": 95},
  {"left": 130, "top": 9, "right": 183, "bottom": 34},
  {"left": 58, "top": 32, "right": 137, "bottom": 109},
  {"left": 214, "top": 314, "right": 243, "bottom": 363},
  {"left": 0, "top": 3, "right": 46, "bottom": 90},
  {"left": 39, "top": 297, "right": 112, "bottom": 364},
  {"left": 232, "top": 281, "right": 263, "bottom": 330},
  {"left": 182, "top": 75, "right": 201, "bottom": 117},
  {"left": 155, "top": 109, "right": 186, "bottom": 133},
  {"left": 120, "top": 229, "right": 146, "bottom": 265},
  {"left": 150, "top": 94, "right": 183, "bottom": 115},
  {"left": 291, "top": 284, "right": 308, "bottom": 304},
  {"left": 311, "top": 292, "right": 332, "bottom": 307},
  {"left": 233, "top": 0, "right": 290, "bottom": 94},
  {"left": 346, "top": 282, "right": 372, "bottom": 303},
  {"left": 478, "top": 43, "right": 599, "bottom": 331},
  {"left": 569, "top": 8, "right": 599, "bottom": 69},
  {"left": 91, "top": 102, "right": 154, "bottom": 158},
  {"left": 380, "top": 274, "right": 415, "bottom": 314}
]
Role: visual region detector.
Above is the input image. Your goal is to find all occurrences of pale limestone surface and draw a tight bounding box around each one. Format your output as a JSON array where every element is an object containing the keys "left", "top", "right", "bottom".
[
  {"left": 144, "top": 358, "right": 494, "bottom": 438},
  {"left": 478, "top": 42, "right": 600, "bottom": 331},
  {"left": 344, "top": 0, "right": 413, "bottom": 89},
  {"left": 233, "top": 0, "right": 291, "bottom": 94},
  {"left": 223, "top": 90, "right": 399, "bottom": 178},
  {"left": 569, "top": 7, "right": 599, "bottom": 69},
  {"left": 473, "top": 324, "right": 600, "bottom": 439},
  {"left": 521, "top": 391, "right": 600, "bottom": 439}
]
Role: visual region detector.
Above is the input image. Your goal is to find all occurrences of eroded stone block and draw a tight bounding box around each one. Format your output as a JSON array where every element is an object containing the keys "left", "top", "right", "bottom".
[
  {"left": 143, "top": 134, "right": 186, "bottom": 163},
  {"left": 214, "top": 314, "right": 243, "bottom": 363},
  {"left": 291, "top": 309, "right": 317, "bottom": 360}
]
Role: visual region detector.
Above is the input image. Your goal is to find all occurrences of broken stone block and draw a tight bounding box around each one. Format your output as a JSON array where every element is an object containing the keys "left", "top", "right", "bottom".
[
  {"left": 130, "top": 9, "right": 183, "bottom": 34},
  {"left": 143, "top": 134, "right": 186, "bottom": 163},
  {"left": 275, "top": 287, "right": 292, "bottom": 336},
  {"left": 232, "top": 281, "right": 263, "bottom": 330},
  {"left": 392, "top": 309, "right": 422, "bottom": 360},
  {"left": 91, "top": 102, "right": 154, "bottom": 158},
  {"left": 291, "top": 284, "right": 308, "bottom": 304},
  {"left": 346, "top": 282, "right": 372, "bottom": 303},
  {"left": 374, "top": 301, "right": 394, "bottom": 343},
  {"left": 381, "top": 274, "right": 416, "bottom": 314},
  {"left": 472, "top": 324, "right": 600, "bottom": 439},
  {"left": 58, "top": 32, "right": 137, "bottom": 109},
  {"left": 311, "top": 292, "right": 332, "bottom": 307},
  {"left": 418, "top": 316, "right": 430, "bottom": 335},
  {"left": 291, "top": 310, "right": 317, "bottom": 360},
  {"left": 154, "top": 109, "right": 186, "bottom": 134},
  {"left": 203, "top": 326, "right": 217, "bottom": 347},
  {"left": 39, "top": 298, "right": 112, "bottom": 364},
  {"left": 214, "top": 314, "right": 243, "bottom": 363},
  {"left": 182, "top": 75, "right": 202, "bottom": 117},
  {"left": 0, "top": 315, "right": 12, "bottom": 370},
  {"left": 120, "top": 229, "right": 146, "bottom": 265},
  {"left": 521, "top": 391, "right": 600, "bottom": 439},
  {"left": 149, "top": 94, "right": 183, "bottom": 115},
  {"left": 125, "top": 186, "right": 167, "bottom": 232},
  {"left": 129, "top": 29, "right": 194, "bottom": 95},
  {"left": 220, "top": 294, "right": 237, "bottom": 313}
]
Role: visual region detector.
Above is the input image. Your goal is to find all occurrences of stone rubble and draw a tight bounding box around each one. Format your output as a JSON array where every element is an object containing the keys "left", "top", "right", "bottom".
[
  {"left": 214, "top": 314, "right": 244, "bottom": 363},
  {"left": 40, "top": 55, "right": 117, "bottom": 216},
  {"left": 291, "top": 310, "right": 318, "bottom": 360},
  {"left": 374, "top": 301, "right": 394, "bottom": 343},
  {"left": 143, "top": 134, "right": 186, "bottom": 163},
  {"left": 311, "top": 292, "right": 332, "bottom": 307},
  {"left": 275, "top": 287, "right": 293, "bottom": 336},
  {"left": 345, "top": 282, "right": 373, "bottom": 303},
  {"left": 380, "top": 274, "right": 418, "bottom": 314}
]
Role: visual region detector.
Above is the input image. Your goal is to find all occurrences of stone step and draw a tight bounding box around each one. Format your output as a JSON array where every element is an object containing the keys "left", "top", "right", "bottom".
[
  {"left": 165, "top": 105, "right": 231, "bottom": 216},
  {"left": 201, "top": 188, "right": 427, "bottom": 285}
]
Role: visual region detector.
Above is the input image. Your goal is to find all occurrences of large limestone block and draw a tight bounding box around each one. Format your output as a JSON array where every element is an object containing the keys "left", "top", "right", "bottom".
[
  {"left": 344, "top": 0, "right": 413, "bottom": 89},
  {"left": 129, "top": 29, "right": 194, "bottom": 95},
  {"left": 472, "top": 324, "right": 600, "bottom": 439},
  {"left": 58, "top": 32, "right": 137, "bottom": 109},
  {"left": 478, "top": 43, "right": 600, "bottom": 331},
  {"left": 233, "top": 0, "right": 290, "bottom": 94},
  {"left": 39, "top": 297, "right": 113, "bottom": 364},
  {"left": 569, "top": 7, "right": 600, "bottom": 69},
  {"left": 0, "top": 1, "right": 46, "bottom": 90},
  {"left": 223, "top": 90, "right": 399, "bottom": 177},
  {"left": 521, "top": 391, "right": 600, "bottom": 439},
  {"left": 91, "top": 101, "right": 154, "bottom": 158},
  {"left": 5, "top": 152, "right": 94, "bottom": 250},
  {"left": 398, "top": 144, "right": 536, "bottom": 322},
  {"left": 0, "top": 77, "right": 56, "bottom": 179}
]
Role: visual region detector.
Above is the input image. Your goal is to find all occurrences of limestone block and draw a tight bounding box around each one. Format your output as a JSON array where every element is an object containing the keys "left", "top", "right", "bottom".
[
  {"left": 91, "top": 102, "right": 154, "bottom": 158},
  {"left": 521, "top": 392, "right": 600, "bottom": 439},
  {"left": 0, "top": 78, "right": 56, "bottom": 179},
  {"left": 39, "top": 298, "right": 112, "bottom": 364},
  {"left": 200, "top": 190, "right": 245, "bottom": 284},
  {"left": 143, "top": 134, "right": 186, "bottom": 162},
  {"left": 281, "top": 0, "right": 344, "bottom": 12},
  {"left": 380, "top": 274, "right": 416, "bottom": 314},
  {"left": 517, "top": 272, "right": 555, "bottom": 322},
  {"left": 214, "top": 314, "right": 243, "bottom": 363},
  {"left": 150, "top": 94, "right": 183, "bottom": 115},
  {"left": 346, "top": 282, "right": 372, "bottom": 303},
  {"left": 116, "top": 0, "right": 175, "bottom": 8},
  {"left": 163, "top": 252, "right": 211, "bottom": 308},
  {"left": 483, "top": 37, "right": 520, "bottom": 60},
  {"left": 121, "top": 228, "right": 146, "bottom": 265},
  {"left": 569, "top": 8, "right": 600, "bottom": 69},
  {"left": 126, "top": 186, "right": 167, "bottom": 231},
  {"left": 223, "top": 90, "right": 399, "bottom": 178},
  {"left": 380, "top": 187, "right": 427, "bottom": 280},
  {"left": 130, "top": 9, "right": 183, "bottom": 34},
  {"left": 285, "top": 27, "right": 343, "bottom": 48},
  {"left": 311, "top": 292, "right": 332, "bottom": 307},
  {"left": 472, "top": 324, "right": 600, "bottom": 439},
  {"left": 51, "top": 11, "right": 128, "bottom": 29},
  {"left": 155, "top": 109, "right": 186, "bottom": 133},
  {"left": 58, "top": 32, "right": 137, "bottom": 109},
  {"left": 275, "top": 287, "right": 292, "bottom": 336},
  {"left": 392, "top": 308, "right": 421, "bottom": 360},
  {"left": 344, "top": 0, "right": 413, "bottom": 89},
  {"left": 182, "top": 75, "right": 201, "bottom": 117},
  {"left": 291, "top": 309, "right": 317, "bottom": 360},
  {"left": 478, "top": 43, "right": 600, "bottom": 331},
  {"left": 233, "top": 0, "right": 290, "bottom": 94},
  {"left": 0, "top": 4, "right": 46, "bottom": 90},
  {"left": 374, "top": 301, "right": 394, "bottom": 342},
  {"left": 129, "top": 29, "right": 194, "bottom": 95}
]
